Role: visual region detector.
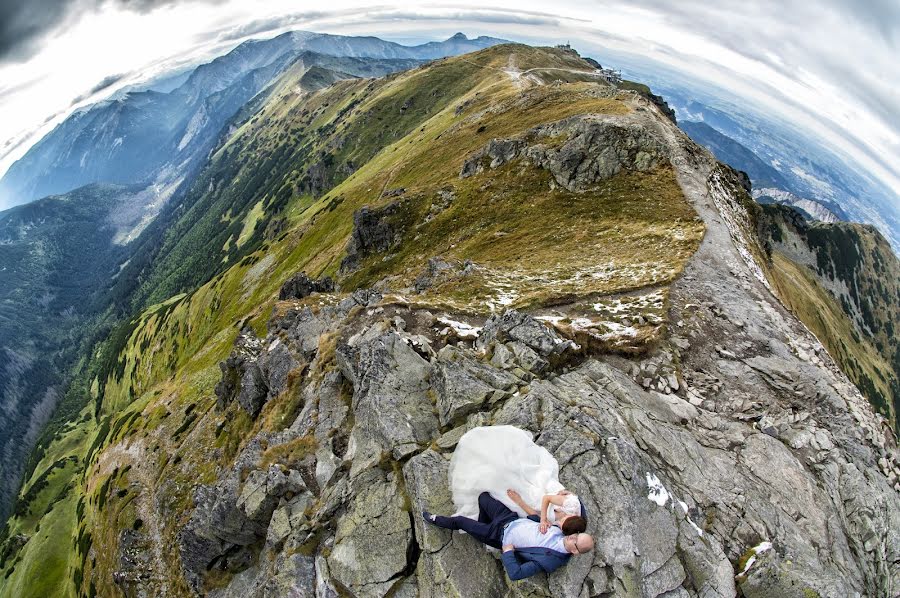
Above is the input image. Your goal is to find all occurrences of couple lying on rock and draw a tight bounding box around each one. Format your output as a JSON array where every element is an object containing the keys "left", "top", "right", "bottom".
[{"left": 423, "top": 425, "right": 594, "bottom": 580}]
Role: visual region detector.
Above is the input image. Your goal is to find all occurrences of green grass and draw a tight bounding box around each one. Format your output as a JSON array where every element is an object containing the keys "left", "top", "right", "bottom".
[
  {"left": 769, "top": 251, "right": 897, "bottom": 425},
  {"left": 1, "top": 496, "right": 77, "bottom": 598}
]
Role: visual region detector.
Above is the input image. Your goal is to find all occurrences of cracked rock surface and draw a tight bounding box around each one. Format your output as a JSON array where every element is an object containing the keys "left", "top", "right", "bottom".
[{"left": 174, "top": 90, "right": 899, "bottom": 598}]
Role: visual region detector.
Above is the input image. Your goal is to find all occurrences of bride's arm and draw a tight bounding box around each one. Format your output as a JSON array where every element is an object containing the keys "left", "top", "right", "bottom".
[
  {"left": 506, "top": 489, "right": 538, "bottom": 516},
  {"left": 539, "top": 494, "right": 568, "bottom": 532}
]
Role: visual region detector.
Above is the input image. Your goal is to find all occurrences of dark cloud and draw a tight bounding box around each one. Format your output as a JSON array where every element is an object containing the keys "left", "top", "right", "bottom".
[
  {"left": 214, "top": 12, "right": 332, "bottom": 42},
  {"left": 211, "top": 13, "right": 330, "bottom": 42},
  {"left": 0, "top": 0, "right": 228, "bottom": 63},
  {"left": 69, "top": 72, "right": 127, "bottom": 105},
  {"left": 0, "top": 0, "right": 72, "bottom": 61},
  {"left": 88, "top": 72, "right": 126, "bottom": 94}
]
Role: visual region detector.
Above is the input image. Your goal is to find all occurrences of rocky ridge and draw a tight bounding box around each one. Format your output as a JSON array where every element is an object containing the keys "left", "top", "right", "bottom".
[
  {"left": 758, "top": 203, "right": 900, "bottom": 428},
  {"left": 460, "top": 116, "right": 668, "bottom": 192},
  {"left": 5, "top": 44, "right": 898, "bottom": 598},
  {"left": 165, "top": 91, "right": 899, "bottom": 596}
]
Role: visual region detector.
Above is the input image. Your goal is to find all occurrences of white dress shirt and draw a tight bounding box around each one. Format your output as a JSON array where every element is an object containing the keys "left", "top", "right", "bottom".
[{"left": 502, "top": 518, "right": 567, "bottom": 552}]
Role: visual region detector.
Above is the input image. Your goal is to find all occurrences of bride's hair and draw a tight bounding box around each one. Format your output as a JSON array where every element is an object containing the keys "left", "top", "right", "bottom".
[{"left": 561, "top": 515, "right": 586, "bottom": 535}]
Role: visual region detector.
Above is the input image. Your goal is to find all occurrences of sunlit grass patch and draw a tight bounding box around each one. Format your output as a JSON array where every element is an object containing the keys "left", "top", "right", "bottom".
[{"left": 347, "top": 163, "right": 703, "bottom": 314}]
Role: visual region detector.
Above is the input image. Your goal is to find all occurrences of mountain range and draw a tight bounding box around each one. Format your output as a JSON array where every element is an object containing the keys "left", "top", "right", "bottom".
[
  {"left": 0, "top": 31, "right": 506, "bottom": 210},
  {"left": 0, "top": 31, "right": 507, "bottom": 528},
  {"left": 646, "top": 85, "right": 900, "bottom": 253},
  {"left": 679, "top": 119, "right": 846, "bottom": 223},
  {"left": 0, "top": 33, "right": 897, "bottom": 598}
]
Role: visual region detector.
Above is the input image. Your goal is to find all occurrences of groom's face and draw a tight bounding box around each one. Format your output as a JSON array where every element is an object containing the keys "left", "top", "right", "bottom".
[{"left": 565, "top": 533, "right": 590, "bottom": 555}]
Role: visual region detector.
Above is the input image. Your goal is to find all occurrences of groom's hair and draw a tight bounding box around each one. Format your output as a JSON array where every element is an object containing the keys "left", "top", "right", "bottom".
[{"left": 561, "top": 515, "right": 586, "bottom": 535}]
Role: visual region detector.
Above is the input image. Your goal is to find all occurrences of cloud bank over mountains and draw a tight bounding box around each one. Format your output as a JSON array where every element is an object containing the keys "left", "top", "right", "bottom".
[{"left": 0, "top": 0, "right": 896, "bottom": 212}]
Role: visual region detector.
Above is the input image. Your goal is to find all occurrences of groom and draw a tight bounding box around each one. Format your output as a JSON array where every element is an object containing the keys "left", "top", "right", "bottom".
[{"left": 423, "top": 491, "right": 594, "bottom": 581}]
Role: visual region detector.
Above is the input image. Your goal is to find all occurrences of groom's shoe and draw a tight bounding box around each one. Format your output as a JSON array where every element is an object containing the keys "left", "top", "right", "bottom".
[{"left": 423, "top": 510, "right": 456, "bottom": 530}]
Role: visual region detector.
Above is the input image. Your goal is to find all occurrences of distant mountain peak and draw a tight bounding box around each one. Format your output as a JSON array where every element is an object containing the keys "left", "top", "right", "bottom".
[{"left": 0, "top": 30, "right": 509, "bottom": 208}]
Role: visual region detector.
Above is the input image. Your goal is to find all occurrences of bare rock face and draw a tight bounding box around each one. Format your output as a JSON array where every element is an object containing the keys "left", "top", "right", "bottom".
[
  {"left": 340, "top": 200, "right": 408, "bottom": 273},
  {"left": 431, "top": 344, "right": 519, "bottom": 426},
  {"left": 185, "top": 278, "right": 899, "bottom": 597},
  {"left": 214, "top": 328, "right": 302, "bottom": 417},
  {"left": 336, "top": 331, "right": 439, "bottom": 459},
  {"left": 327, "top": 468, "right": 414, "bottom": 597},
  {"left": 178, "top": 476, "right": 267, "bottom": 592},
  {"left": 460, "top": 117, "right": 668, "bottom": 191},
  {"left": 237, "top": 466, "right": 306, "bottom": 524},
  {"left": 278, "top": 272, "right": 335, "bottom": 300},
  {"left": 477, "top": 309, "right": 578, "bottom": 359},
  {"left": 214, "top": 330, "right": 264, "bottom": 412},
  {"left": 528, "top": 118, "right": 669, "bottom": 191}
]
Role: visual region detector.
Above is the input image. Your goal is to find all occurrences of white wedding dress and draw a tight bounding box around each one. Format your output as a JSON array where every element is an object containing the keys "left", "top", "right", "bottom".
[{"left": 449, "top": 425, "right": 579, "bottom": 522}]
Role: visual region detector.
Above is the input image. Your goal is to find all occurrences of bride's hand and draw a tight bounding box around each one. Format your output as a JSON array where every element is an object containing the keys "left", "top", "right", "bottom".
[
  {"left": 539, "top": 519, "right": 550, "bottom": 534},
  {"left": 557, "top": 489, "right": 572, "bottom": 496}
]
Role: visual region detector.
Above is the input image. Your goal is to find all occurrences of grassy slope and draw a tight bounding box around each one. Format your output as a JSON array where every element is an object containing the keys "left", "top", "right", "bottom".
[
  {"left": 760, "top": 205, "right": 900, "bottom": 429},
  {"left": 768, "top": 251, "right": 898, "bottom": 426},
  {"left": 0, "top": 44, "right": 704, "bottom": 596}
]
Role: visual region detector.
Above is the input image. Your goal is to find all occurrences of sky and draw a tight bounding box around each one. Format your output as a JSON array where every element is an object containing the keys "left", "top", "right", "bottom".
[{"left": 0, "top": 0, "right": 897, "bottom": 209}]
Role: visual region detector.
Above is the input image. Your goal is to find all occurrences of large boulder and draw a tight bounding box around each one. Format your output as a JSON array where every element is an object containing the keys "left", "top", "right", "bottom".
[
  {"left": 337, "top": 332, "right": 439, "bottom": 458},
  {"left": 278, "top": 272, "right": 335, "bottom": 300},
  {"left": 460, "top": 138, "right": 527, "bottom": 178},
  {"left": 431, "top": 345, "right": 519, "bottom": 426},
  {"left": 266, "top": 493, "right": 314, "bottom": 549},
  {"left": 477, "top": 310, "right": 577, "bottom": 359},
  {"left": 327, "top": 468, "right": 413, "bottom": 598},
  {"left": 282, "top": 306, "right": 329, "bottom": 356}
]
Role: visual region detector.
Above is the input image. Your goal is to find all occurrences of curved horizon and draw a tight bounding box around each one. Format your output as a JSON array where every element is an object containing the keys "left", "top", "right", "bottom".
[{"left": 0, "top": 2, "right": 897, "bottom": 230}]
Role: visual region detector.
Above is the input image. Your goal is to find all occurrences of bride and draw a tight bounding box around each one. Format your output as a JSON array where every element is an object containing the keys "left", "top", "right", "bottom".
[{"left": 448, "top": 425, "right": 586, "bottom": 535}]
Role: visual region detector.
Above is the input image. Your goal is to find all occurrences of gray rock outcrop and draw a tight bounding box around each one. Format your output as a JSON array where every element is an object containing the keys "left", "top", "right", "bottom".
[
  {"left": 214, "top": 328, "right": 302, "bottom": 417},
  {"left": 327, "top": 468, "right": 413, "bottom": 597},
  {"left": 340, "top": 200, "right": 408, "bottom": 273},
  {"left": 477, "top": 309, "right": 578, "bottom": 360},
  {"left": 337, "top": 331, "right": 439, "bottom": 459},
  {"left": 278, "top": 272, "right": 335, "bottom": 300},
  {"left": 461, "top": 116, "right": 669, "bottom": 191},
  {"left": 431, "top": 344, "right": 519, "bottom": 426}
]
